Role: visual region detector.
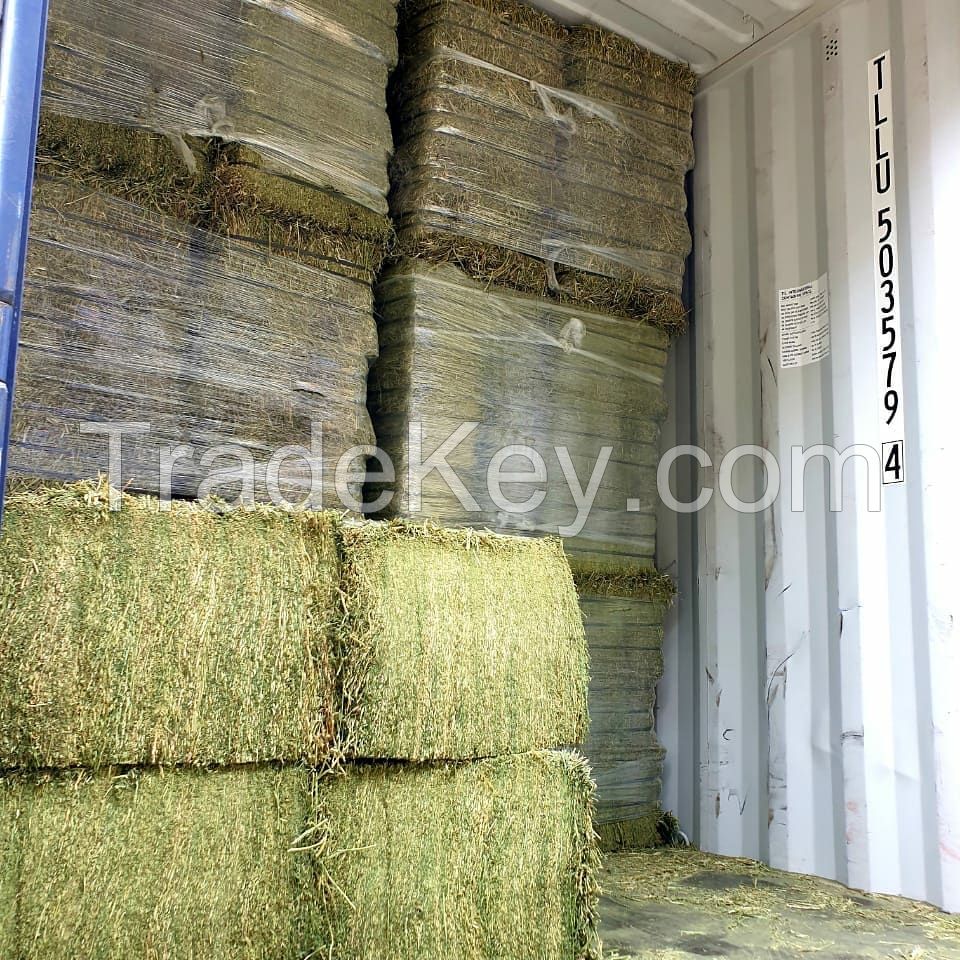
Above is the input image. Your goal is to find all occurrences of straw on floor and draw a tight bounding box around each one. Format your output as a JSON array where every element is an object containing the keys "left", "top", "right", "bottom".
[
  {"left": 312, "top": 751, "right": 601, "bottom": 960},
  {"left": 0, "top": 483, "right": 338, "bottom": 770},
  {"left": 336, "top": 519, "right": 588, "bottom": 759}
]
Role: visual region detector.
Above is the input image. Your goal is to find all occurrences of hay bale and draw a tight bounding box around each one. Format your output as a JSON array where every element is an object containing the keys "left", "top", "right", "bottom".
[
  {"left": 369, "top": 260, "right": 671, "bottom": 574},
  {"left": 313, "top": 751, "right": 601, "bottom": 960},
  {"left": 10, "top": 177, "right": 378, "bottom": 505},
  {"left": 575, "top": 572, "right": 675, "bottom": 848},
  {"left": 0, "top": 483, "right": 338, "bottom": 769},
  {"left": 43, "top": 0, "right": 396, "bottom": 214},
  {"left": 390, "top": 0, "right": 694, "bottom": 323},
  {"left": 36, "top": 114, "right": 390, "bottom": 278},
  {"left": 336, "top": 520, "right": 588, "bottom": 759},
  {"left": 0, "top": 767, "right": 318, "bottom": 959}
]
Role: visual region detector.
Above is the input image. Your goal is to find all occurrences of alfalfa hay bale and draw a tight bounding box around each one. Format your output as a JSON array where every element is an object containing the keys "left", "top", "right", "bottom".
[
  {"left": 390, "top": 0, "right": 693, "bottom": 325},
  {"left": 0, "top": 483, "right": 338, "bottom": 770},
  {"left": 43, "top": 0, "right": 397, "bottom": 215},
  {"left": 10, "top": 176, "right": 378, "bottom": 505},
  {"left": 35, "top": 114, "right": 390, "bottom": 279},
  {"left": 370, "top": 260, "right": 671, "bottom": 575},
  {"left": 313, "top": 751, "right": 601, "bottom": 960},
  {"left": 336, "top": 520, "right": 588, "bottom": 759},
  {"left": 0, "top": 766, "right": 317, "bottom": 959},
  {"left": 575, "top": 571, "right": 676, "bottom": 851}
]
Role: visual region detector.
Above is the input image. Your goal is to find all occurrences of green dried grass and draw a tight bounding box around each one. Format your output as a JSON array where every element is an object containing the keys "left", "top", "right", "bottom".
[
  {"left": 0, "top": 766, "right": 317, "bottom": 959},
  {"left": 574, "top": 569, "right": 677, "bottom": 606},
  {"left": 0, "top": 481, "right": 338, "bottom": 769},
  {"left": 400, "top": 0, "right": 567, "bottom": 44},
  {"left": 400, "top": 0, "right": 566, "bottom": 85},
  {"left": 598, "top": 812, "right": 663, "bottom": 852},
  {"left": 335, "top": 520, "right": 589, "bottom": 760},
  {"left": 566, "top": 26, "right": 698, "bottom": 93},
  {"left": 35, "top": 114, "right": 388, "bottom": 278},
  {"left": 312, "top": 751, "right": 601, "bottom": 960},
  {"left": 395, "top": 226, "right": 688, "bottom": 331}
]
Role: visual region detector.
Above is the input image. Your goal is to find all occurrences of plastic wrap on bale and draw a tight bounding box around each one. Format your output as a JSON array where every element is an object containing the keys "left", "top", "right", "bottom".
[
  {"left": 390, "top": 0, "right": 696, "bottom": 326},
  {"left": 575, "top": 571, "right": 676, "bottom": 851},
  {"left": 8, "top": 178, "right": 379, "bottom": 505},
  {"left": 42, "top": 0, "right": 398, "bottom": 216},
  {"left": 369, "top": 260, "right": 670, "bottom": 575}
]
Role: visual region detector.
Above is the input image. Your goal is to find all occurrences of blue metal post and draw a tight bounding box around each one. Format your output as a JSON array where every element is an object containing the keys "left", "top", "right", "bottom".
[{"left": 0, "top": 0, "right": 50, "bottom": 527}]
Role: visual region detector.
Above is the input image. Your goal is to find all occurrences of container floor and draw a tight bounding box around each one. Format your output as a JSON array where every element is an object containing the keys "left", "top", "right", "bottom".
[{"left": 600, "top": 850, "right": 960, "bottom": 959}]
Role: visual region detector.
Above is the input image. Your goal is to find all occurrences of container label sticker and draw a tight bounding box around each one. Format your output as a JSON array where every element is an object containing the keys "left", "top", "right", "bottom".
[
  {"left": 779, "top": 274, "right": 831, "bottom": 369},
  {"left": 869, "top": 50, "right": 906, "bottom": 485}
]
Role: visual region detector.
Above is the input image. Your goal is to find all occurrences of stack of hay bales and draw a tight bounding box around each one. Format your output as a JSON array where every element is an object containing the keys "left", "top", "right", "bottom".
[
  {"left": 370, "top": 260, "right": 669, "bottom": 573},
  {"left": 9, "top": 0, "right": 398, "bottom": 503},
  {"left": 376, "top": 0, "right": 695, "bottom": 847},
  {"left": 389, "top": 0, "right": 694, "bottom": 327},
  {"left": 575, "top": 572, "right": 676, "bottom": 851},
  {"left": 0, "top": 485, "right": 599, "bottom": 958}
]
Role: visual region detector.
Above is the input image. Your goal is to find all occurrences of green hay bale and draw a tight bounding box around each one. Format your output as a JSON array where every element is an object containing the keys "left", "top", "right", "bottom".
[
  {"left": 336, "top": 520, "right": 588, "bottom": 759},
  {"left": 35, "top": 115, "right": 389, "bottom": 278},
  {"left": 370, "top": 261, "right": 673, "bottom": 575},
  {"left": 0, "top": 766, "right": 317, "bottom": 959},
  {"left": 394, "top": 226, "right": 688, "bottom": 330},
  {"left": 0, "top": 482, "right": 338, "bottom": 769},
  {"left": 598, "top": 813, "right": 663, "bottom": 853},
  {"left": 313, "top": 751, "right": 601, "bottom": 960},
  {"left": 12, "top": 176, "right": 378, "bottom": 503},
  {"left": 566, "top": 26, "right": 698, "bottom": 94},
  {"left": 399, "top": 0, "right": 566, "bottom": 86},
  {"left": 573, "top": 569, "right": 678, "bottom": 605},
  {"left": 35, "top": 113, "right": 211, "bottom": 223},
  {"left": 44, "top": 0, "right": 396, "bottom": 213},
  {"left": 578, "top": 583, "right": 672, "bottom": 829}
]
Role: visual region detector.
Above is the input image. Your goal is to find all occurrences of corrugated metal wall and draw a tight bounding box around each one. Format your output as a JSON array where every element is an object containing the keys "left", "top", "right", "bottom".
[{"left": 658, "top": 0, "right": 960, "bottom": 911}]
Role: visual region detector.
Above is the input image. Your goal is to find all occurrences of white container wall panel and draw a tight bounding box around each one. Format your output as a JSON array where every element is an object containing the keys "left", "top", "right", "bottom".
[{"left": 659, "top": 0, "right": 960, "bottom": 911}]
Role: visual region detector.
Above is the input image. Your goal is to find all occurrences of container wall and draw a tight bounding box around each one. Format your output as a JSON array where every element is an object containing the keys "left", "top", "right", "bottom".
[{"left": 659, "top": 0, "right": 960, "bottom": 911}]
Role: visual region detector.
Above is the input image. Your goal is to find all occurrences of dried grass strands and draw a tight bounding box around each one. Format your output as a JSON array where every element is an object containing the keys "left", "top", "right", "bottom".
[
  {"left": 335, "top": 520, "right": 588, "bottom": 759},
  {"left": 0, "top": 482, "right": 339, "bottom": 770},
  {"left": 11, "top": 177, "right": 378, "bottom": 504},
  {"left": 312, "top": 751, "right": 601, "bottom": 960},
  {"left": 0, "top": 766, "right": 318, "bottom": 959},
  {"left": 43, "top": 0, "right": 397, "bottom": 212},
  {"left": 36, "top": 114, "right": 391, "bottom": 278}
]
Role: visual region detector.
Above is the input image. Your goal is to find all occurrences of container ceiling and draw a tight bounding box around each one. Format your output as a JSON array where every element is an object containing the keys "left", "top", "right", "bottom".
[{"left": 529, "top": 0, "right": 816, "bottom": 74}]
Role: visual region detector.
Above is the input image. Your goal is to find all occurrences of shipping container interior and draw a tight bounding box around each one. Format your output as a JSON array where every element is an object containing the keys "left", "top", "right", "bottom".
[
  {"left": 531, "top": 0, "right": 960, "bottom": 918},
  {"left": 1, "top": 0, "right": 959, "bottom": 955}
]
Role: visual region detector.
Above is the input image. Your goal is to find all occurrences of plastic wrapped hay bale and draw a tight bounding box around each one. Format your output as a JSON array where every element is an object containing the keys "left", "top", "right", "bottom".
[
  {"left": 390, "top": 0, "right": 692, "bottom": 326},
  {"left": 336, "top": 519, "right": 588, "bottom": 759},
  {"left": 10, "top": 177, "right": 378, "bottom": 505},
  {"left": 43, "top": 0, "right": 397, "bottom": 216},
  {"left": 370, "top": 260, "right": 670, "bottom": 574},
  {"left": 0, "top": 483, "right": 338, "bottom": 770},
  {"left": 575, "top": 571, "right": 676, "bottom": 851},
  {"left": 312, "top": 751, "right": 601, "bottom": 960},
  {"left": 0, "top": 767, "right": 317, "bottom": 959}
]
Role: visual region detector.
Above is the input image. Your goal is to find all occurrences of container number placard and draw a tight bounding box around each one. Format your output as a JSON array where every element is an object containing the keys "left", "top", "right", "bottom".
[{"left": 869, "top": 50, "right": 906, "bottom": 485}]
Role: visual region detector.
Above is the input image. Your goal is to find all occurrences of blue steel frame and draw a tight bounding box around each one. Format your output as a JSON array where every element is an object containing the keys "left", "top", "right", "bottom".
[{"left": 0, "top": 0, "right": 50, "bottom": 527}]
